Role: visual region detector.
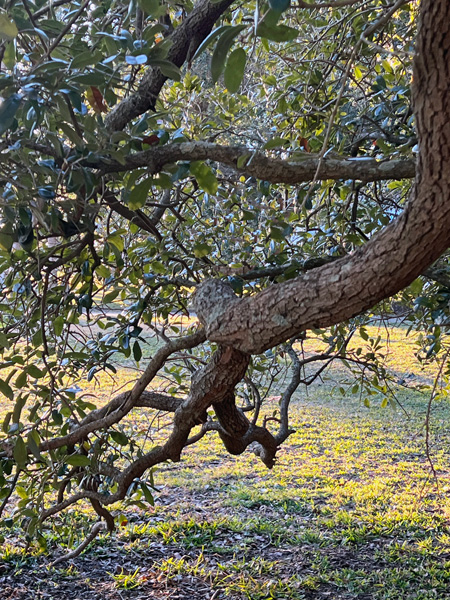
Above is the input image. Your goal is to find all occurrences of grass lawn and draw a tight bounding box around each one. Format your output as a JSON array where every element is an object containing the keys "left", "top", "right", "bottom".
[{"left": 1, "top": 324, "right": 450, "bottom": 599}]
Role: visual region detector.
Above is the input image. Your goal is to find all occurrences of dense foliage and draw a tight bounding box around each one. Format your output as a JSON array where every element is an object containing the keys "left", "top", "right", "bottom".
[{"left": 0, "top": 0, "right": 448, "bottom": 551}]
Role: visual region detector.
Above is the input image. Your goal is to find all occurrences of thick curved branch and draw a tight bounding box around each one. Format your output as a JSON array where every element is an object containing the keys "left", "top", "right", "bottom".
[
  {"left": 104, "top": 0, "right": 234, "bottom": 132},
  {"left": 192, "top": 0, "right": 450, "bottom": 354},
  {"left": 48, "top": 522, "right": 106, "bottom": 568},
  {"left": 98, "top": 142, "right": 416, "bottom": 183},
  {"left": 41, "top": 345, "right": 249, "bottom": 521}
]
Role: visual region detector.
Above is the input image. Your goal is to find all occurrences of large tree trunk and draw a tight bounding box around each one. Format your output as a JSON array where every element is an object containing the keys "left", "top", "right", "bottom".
[{"left": 194, "top": 0, "right": 450, "bottom": 355}]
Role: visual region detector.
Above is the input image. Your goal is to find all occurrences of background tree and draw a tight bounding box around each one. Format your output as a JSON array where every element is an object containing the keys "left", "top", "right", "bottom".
[{"left": 0, "top": 0, "right": 449, "bottom": 552}]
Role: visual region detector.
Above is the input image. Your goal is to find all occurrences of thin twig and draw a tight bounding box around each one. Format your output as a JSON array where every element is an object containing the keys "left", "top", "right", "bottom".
[
  {"left": 0, "top": 468, "right": 20, "bottom": 518},
  {"left": 44, "top": 0, "right": 90, "bottom": 60}
]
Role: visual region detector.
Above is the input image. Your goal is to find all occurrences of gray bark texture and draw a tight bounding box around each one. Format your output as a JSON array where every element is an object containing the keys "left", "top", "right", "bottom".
[{"left": 99, "top": 142, "right": 416, "bottom": 183}]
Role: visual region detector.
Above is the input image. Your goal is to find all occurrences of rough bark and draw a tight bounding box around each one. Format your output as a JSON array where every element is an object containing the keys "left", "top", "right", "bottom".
[
  {"left": 193, "top": 0, "right": 450, "bottom": 355},
  {"left": 98, "top": 142, "right": 416, "bottom": 183}
]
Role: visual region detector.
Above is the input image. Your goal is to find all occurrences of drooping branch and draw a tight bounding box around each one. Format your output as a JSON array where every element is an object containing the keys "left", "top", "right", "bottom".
[
  {"left": 98, "top": 141, "right": 416, "bottom": 184},
  {"left": 40, "top": 344, "right": 250, "bottom": 520},
  {"left": 192, "top": 0, "right": 450, "bottom": 355},
  {"left": 103, "top": 190, "right": 162, "bottom": 240},
  {"left": 82, "top": 390, "right": 186, "bottom": 424},
  {"left": 275, "top": 343, "right": 302, "bottom": 444},
  {"left": 104, "top": 0, "right": 234, "bottom": 132},
  {"left": 40, "top": 329, "right": 206, "bottom": 452}
]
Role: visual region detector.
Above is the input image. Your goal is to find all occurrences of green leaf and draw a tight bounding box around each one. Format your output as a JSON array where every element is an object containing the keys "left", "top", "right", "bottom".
[
  {"left": 0, "top": 231, "right": 12, "bottom": 252},
  {"left": 0, "top": 93, "right": 21, "bottom": 135},
  {"left": 224, "top": 48, "right": 246, "bottom": 93},
  {"left": 39, "top": 19, "right": 65, "bottom": 38},
  {"left": 27, "top": 431, "right": 42, "bottom": 462},
  {"left": 32, "top": 328, "right": 43, "bottom": 347},
  {"left": 256, "top": 22, "right": 298, "bottom": 42},
  {"left": 96, "top": 264, "right": 111, "bottom": 279},
  {"left": 359, "top": 328, "right": 369, "bottom": 341},
  {"left": 15, "top": 370, "right": 27, "bottom": 389},
  {"left": 263, "top": 137, "right": 290, "bottom": 150},
  {"left": 2, "top": 411, "right": 11, "bottom": 434},
  {"left": 0, "top": 331, "right": 10, "bottom": 349},
  {"left": 107, "top": 233, "right": 124, "bottom": 252},
  {"left": 147, "top": 59, "right": 181, "bottom": 81},
  {"left": 193, "top": 242, "right": 212, "bottom": 258},
  {"left": 3, "top": 41, "right": 15, "bottom": 69},
  {"left": 103, "top": 289, "right": 120, "bottom": 303},
  {"left": 133, "top": 340, "right": 142, "bottom": 362},
  {"left": 190, "top": 162, "right": 218, "bottom": 194},
  {"left": 151, "top": 260, "right": 166, "bottom": 274},
  {"left": 70, "top": 50, "right": 103, "bottom": 70},
  {"left": 16, "top": 485, "right": 28, "bottom": 499},
  {"left": 140, "top": 482, "right": 155, "bottom": 505},
  {"left": 268, "top": 0, "right": 291, "bottom": 13},
  {"left": 236, "top": 153, "right": 251, "bottom": 168},
  {"left": 53, "top": 316, "right": 65, "bottom": 337},
  {"left": 59, "top": 122, "right": 83, "bottom": 146},
  {"left": 66, "top": 454, "right": 91, "bottom": 467},
  {"left": 111, "top": 431, "right": 129, "bottom": 446},
  {"left": 138, "top": 0, "right": 165, "bottom": 17},
  {"left": 26, "top": 365, "right": 44, "bottom": 379},
  {"left": 12, "top": 394, "right": 26, "bottom": 424},
  {"left": 0, "top": 13, "right": 18, "bottom": 41},
  {"left": 13, "top": 436, "right": 27, "bottom": 469},
  {"left": 129, "top": 177, "right": 152, "bottom": 210},
  {"left": 190, "top": 25, "right": 231, "bottom": 63},
  {"left": 0, "top": 378, "right": 14, "bottom": 400},
  {"left": 211, "top": 25, "right": 246, "bottom": 84}
]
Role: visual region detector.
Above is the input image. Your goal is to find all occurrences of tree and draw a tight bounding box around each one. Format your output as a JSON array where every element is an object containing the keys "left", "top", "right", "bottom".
[{"left": 0, "top": 0, "right": 449, "bottom": 551}]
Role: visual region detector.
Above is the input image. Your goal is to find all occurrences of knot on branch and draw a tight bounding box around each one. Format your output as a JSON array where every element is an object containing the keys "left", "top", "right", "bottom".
[{"left": 193, "top": 279, "right": 239, "bottom": 329}]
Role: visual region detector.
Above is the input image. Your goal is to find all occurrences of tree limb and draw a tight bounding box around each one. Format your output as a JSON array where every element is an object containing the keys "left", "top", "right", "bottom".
[
  {"left": 192, "top": 0, "right": 450, "bottom": 355},
  {"left": 104, "top": 0, "right": 235, "bottom": 132},
  {"left": 98, "top": 142, "right": 416, "bottom": 183},
  {"left": 40, "top": 330, "right": 206, "bottom": 452}
]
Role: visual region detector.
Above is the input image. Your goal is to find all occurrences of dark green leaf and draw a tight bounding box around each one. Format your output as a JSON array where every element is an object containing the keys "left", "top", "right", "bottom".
[
  {"left": 0, "top": 93, "right": 21, "bottom": 134},
  {"left": 224, "top": 48, "right": 246, "bottom": 93},
  {"left": 13, "top": 436, "right": 27, "bottom": 469},
  {"left": 190, "top": 162, "right": 218, "bottom": 194},
  {"left": 133, "top": 341, "right": 142, "bottom": 362},
  {"left": 147, "top": 59, "right": 181, "bottom": 81},
  {"left": 0, "top": 378, "right": 14, "bottom": 401},
  {"left": 140, "top": 482, "right": 155, "bottom": 505},
  {"left": 211, "top": 25, "right": 246, "bottom": 84},
  {"left": 190, "top": 25, "right": 230, "bottom": 63},
  {"left": 268, "top": 0, "right": 291, "bottom": 13},
  {"left": 111, "top": 431, "right": 129, "bottom": 446},
  {"left": 129, "top": 177, "right": 152, "bottom": 210},
  {"left": 256, "top": 22, "right": 298, "bottom": 42}
]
